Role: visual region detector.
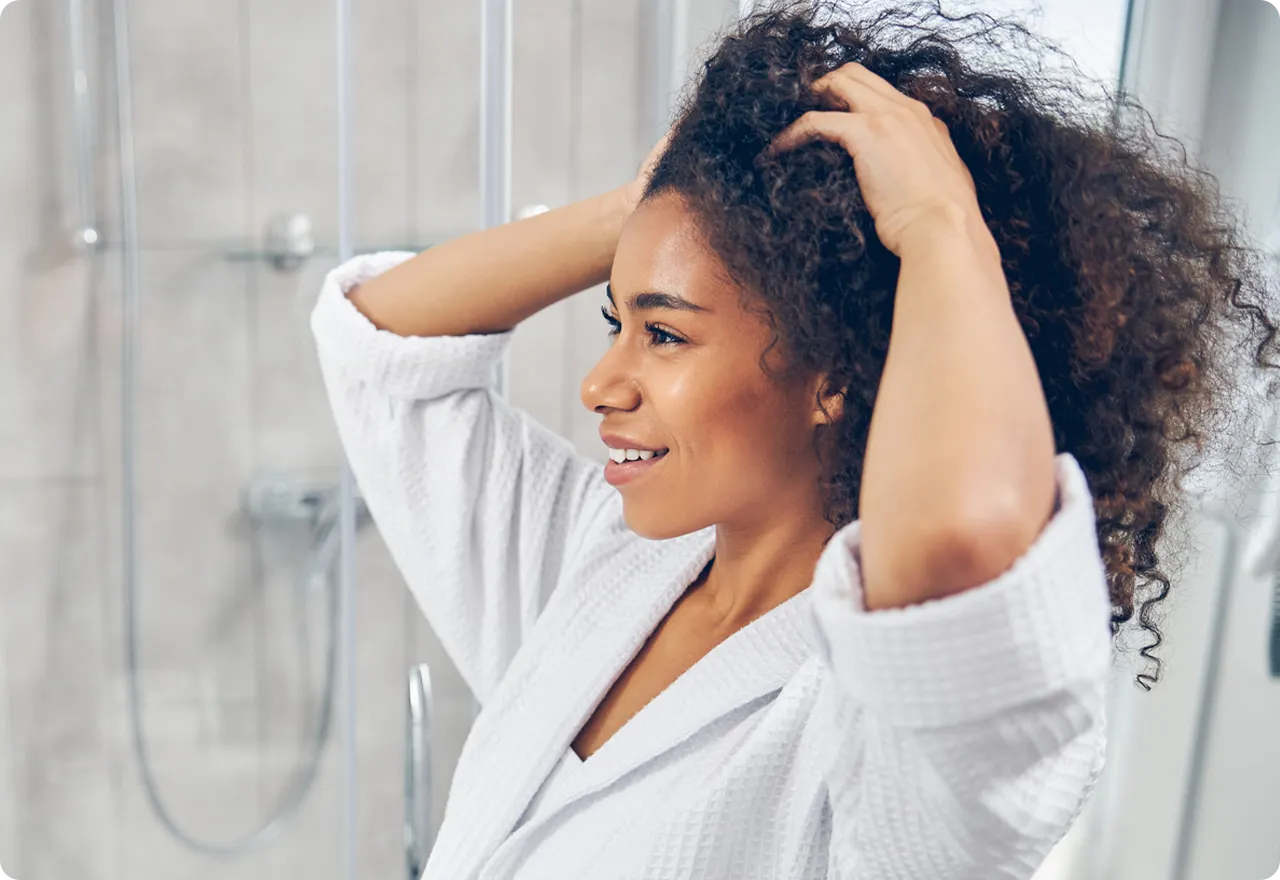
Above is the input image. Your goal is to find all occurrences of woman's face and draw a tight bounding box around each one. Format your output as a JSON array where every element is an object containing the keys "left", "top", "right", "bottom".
[{"left": 580, "top": 192, "right": 835, "bottom": 540}]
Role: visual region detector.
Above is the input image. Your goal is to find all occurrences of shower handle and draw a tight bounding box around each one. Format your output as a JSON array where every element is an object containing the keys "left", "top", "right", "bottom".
[{"left": 405, "top": 663, "right": 435, "bottom": 880}]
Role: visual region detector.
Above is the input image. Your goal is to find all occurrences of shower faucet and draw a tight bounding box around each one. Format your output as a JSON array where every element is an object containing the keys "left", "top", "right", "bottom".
[{"left": 243, "top": 470, "right": 368, "bottom": 527}]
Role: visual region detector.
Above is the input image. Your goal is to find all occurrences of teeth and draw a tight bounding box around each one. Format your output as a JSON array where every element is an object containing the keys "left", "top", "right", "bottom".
[{"left": 608, "top": 447, "right": 666, "bottom": 463}]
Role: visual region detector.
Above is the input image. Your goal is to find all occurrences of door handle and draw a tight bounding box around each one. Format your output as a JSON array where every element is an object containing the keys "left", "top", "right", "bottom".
[{"left": 405, "top": 663, "right": 435, "bottom": 880}]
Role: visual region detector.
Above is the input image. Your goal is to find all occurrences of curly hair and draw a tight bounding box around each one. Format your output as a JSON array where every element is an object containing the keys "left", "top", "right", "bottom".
[{"left": 641, "top": 0, "right": 1280, "bottom": 689}]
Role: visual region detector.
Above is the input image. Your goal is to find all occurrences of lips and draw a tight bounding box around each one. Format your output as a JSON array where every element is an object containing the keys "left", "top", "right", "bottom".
[
  {"left": 607, "top": 448, "right": 668, "bottom": 463},
  {"left": 598, "top": 430, "right": 671, "bottom": 487},
  {"left": 602, "top": 446, "right": 669, "bottom": 487},
  {"left": 599, "top": 432, "right": 668, "bottom": 453}
]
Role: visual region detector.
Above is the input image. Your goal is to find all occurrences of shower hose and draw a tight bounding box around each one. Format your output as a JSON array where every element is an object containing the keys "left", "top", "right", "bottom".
[{"left": 110, "top": 0, "right": 340, "bottom": 853}]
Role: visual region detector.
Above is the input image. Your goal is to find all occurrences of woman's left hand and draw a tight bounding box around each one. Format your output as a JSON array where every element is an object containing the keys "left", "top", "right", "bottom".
[{"left": 767, "top": 62, "right": 990, "bottom": 260}]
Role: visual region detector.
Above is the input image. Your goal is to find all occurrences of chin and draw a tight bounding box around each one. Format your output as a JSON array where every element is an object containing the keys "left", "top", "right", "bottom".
[{"left": 621, "top": 501, "right": 709, "bottom": 541}]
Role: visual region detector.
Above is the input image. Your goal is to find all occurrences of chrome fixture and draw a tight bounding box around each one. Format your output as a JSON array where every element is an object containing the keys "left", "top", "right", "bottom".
[
  {"left": 244, "top": 470, "right": 368, "bottom": 528},
  {"left": 68, "top": 0, "right": 100, "bottom": 254},
  {"left": 405, "top": 663, "right": 436, "bottom": 880},
  {"left": 264, "top": 212, "right": 317, "bottom": 273},
  {"left": 481, "top": 0, "right": 513, "bottom": 402},
  {"left": 244, "top": 471, "right": 372, "bottom": 591}
]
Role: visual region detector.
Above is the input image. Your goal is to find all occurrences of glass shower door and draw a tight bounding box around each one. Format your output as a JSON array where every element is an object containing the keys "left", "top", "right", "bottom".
[
  {"left": 103, "top": 0, "right": 358, "bottom": 874},
  {"left": 0, "top": 0, "right": 750, "bottom": 878},
  {"left": 0, "top": 0, "right": 359, "bottom": 875}
]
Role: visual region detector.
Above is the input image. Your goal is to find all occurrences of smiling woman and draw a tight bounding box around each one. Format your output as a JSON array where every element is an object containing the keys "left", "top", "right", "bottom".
[{"left": 313, "top": 1, "right": 1280, "bottom": 878}]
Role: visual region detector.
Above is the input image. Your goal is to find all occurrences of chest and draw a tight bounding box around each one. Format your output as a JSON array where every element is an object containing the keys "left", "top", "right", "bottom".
[{"left": 571, "top": 601, "right": 731, "bottom": 762}]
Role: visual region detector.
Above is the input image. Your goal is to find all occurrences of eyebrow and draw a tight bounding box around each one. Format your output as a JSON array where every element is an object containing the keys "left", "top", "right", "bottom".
[{"left": 606, "top": 282, "right": 710, "bottom": 314}]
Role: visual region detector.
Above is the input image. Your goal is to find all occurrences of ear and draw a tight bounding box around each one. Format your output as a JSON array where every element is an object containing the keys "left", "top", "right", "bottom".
[{"left": 810, "top": 373, "right": 846, "bottom": 427}]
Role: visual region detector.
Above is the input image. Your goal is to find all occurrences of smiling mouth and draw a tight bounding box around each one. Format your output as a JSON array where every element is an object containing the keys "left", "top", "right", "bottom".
[
  {"left": 606, "top": 449, "right": 669, "bottom": 463},
  {"left": 603, "top": 449, "right": 669, "bottom": 486}
]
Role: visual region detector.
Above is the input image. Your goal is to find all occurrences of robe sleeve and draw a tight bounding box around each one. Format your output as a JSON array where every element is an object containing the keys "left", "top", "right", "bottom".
[
  {"left": 807, "top": 451, "right": 1112, "bottom": 879},
  {"left": 311, "top": 251, "right": 618, "bottom": 705}
]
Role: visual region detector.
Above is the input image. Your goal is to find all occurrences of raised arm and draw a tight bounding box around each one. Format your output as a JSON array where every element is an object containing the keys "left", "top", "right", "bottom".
[
  {"left": 310, "top": 183, "right": 650, "bottom": 705},
  {"left": 344, "top": 131, "right": 671, "bottom": 339},
  {"left": 770, "top": 62, "right": 1111, "bottom": 877},
  {"left": 345, "top": 185, "right": 632, "bottom": 338}
]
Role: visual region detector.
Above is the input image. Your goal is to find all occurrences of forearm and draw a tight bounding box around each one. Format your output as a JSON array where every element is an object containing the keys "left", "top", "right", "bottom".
[
  {"left": 858, "top": 210, "right": 1058, "bottom": 610},
  {"left": 346, "top": 185, "right": 632, "bottom": 337}
]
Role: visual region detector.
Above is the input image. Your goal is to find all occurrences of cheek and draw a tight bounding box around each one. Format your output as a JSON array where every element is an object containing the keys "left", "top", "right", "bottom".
[{"left": 667, "top": 372, "right": 792, "bottom": 471}]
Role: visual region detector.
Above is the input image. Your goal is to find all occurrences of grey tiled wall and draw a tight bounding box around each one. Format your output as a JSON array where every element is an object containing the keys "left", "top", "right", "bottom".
[{"left": 0, "top": 0, "right": 738, "bottom": 878}]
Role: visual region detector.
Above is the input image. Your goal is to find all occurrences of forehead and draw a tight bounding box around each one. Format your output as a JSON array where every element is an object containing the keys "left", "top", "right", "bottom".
[{"left": 612, "top": 194, "right": 741, "bottom": 312}]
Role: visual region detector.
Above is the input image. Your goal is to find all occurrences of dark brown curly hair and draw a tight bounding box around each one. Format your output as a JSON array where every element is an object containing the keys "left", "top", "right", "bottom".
[{"left": 640, "top": 0, "right": 1280, "bottom": 689}]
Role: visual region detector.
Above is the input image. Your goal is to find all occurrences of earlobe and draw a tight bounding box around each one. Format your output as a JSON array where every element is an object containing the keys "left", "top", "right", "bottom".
[{"left": 813, "top": 377, "right": 847, "bottom": 426}]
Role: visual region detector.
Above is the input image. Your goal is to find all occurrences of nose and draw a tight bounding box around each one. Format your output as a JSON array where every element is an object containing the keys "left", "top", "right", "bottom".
[{"left": 580, "top": 340, "right": 640, "bottom": 414}]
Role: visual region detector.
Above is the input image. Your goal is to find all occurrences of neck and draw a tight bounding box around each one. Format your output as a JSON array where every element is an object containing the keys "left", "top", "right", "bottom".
[{"left": 685, "top": 493, "right": 837, "bottom": 634}]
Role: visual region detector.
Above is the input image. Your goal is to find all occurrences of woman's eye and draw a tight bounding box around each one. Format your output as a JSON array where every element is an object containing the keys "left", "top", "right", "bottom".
[
  {"left": 600, "top": 305, "right": 622, "bottom": 337},
  {"left": 599, "top": 305, "right": 685, "bottom": 347},
  {"left": 645, "top": 324, "right": 684, "bottom": 346}
]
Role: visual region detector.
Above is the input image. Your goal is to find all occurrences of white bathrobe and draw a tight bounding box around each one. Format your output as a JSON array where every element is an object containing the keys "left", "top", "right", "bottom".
[{"left": 311, "top": 250, "right": 1113, "bottom": 880}]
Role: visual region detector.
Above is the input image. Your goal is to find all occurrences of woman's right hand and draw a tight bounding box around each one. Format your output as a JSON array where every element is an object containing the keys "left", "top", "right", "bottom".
[{"left": 623, "top": 130, "right": 674, "bottom": 216}]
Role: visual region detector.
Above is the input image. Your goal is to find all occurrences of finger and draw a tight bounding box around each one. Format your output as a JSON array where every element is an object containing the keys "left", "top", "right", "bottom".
[
  {"left": 819, "top": 62, "right": 902, "bottom": 104},
  {"left": 827, "top": 62, "right": 935, "bottom": 127},
  {"left": 812, "top": 68, "right": 901, "bottom": 118},
  {"left": 841, "top": 70, "right": 952, "bottom": 172},
  {"left": 814, "top": 68, "right": 953, "bottom": 174},
  {"left": 836, "top": 67, "right": 973, "bottom": 191},
  {"left": 816, "top": 69, "right": 954, "bottom": 170},
  {"left": 767, "top": 110, "right": 871, "bottom": 156},
  {"left": 812, "top": 63, "right": 979, "bottom": 199},
  {"left": 814, "top": 67, "right": 896, "bottom": 114}
]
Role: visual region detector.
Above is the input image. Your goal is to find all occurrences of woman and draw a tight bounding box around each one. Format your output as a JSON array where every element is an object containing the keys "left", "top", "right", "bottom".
[{"left": 310, "top": 2, "right": 1279, "bottom": 877}]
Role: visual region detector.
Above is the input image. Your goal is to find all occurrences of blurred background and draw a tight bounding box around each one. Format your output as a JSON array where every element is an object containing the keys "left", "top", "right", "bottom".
[{"left": 0, "top": 0, "right": 1277, "bottom": 878}]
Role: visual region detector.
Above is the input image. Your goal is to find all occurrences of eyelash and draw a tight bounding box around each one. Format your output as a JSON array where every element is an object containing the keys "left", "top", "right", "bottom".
[{"left": 600, "top": 306, "right": 685, "bottom": 347}]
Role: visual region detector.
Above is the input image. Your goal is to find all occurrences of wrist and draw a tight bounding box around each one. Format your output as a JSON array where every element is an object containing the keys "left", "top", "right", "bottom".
[
  {"left": 898, "top": 204, "right": 1002, "bottom": 273},
  {"left": 602, "top": 184, "right": 637, "bottom": 226},
  {"left": 619, "top": 181, "right": 641, "bottom": 218}
]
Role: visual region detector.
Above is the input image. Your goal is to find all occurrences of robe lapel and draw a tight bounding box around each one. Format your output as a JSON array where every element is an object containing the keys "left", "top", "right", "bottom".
[
  {"left": 423, "top": 525, "right": 716, "bottom": 879},
  {"left": 425, "top": 523, "right": 824, "bottom": 880},
  {"left": 518, "top": 574, "right": 821, "bottom": 829}
]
